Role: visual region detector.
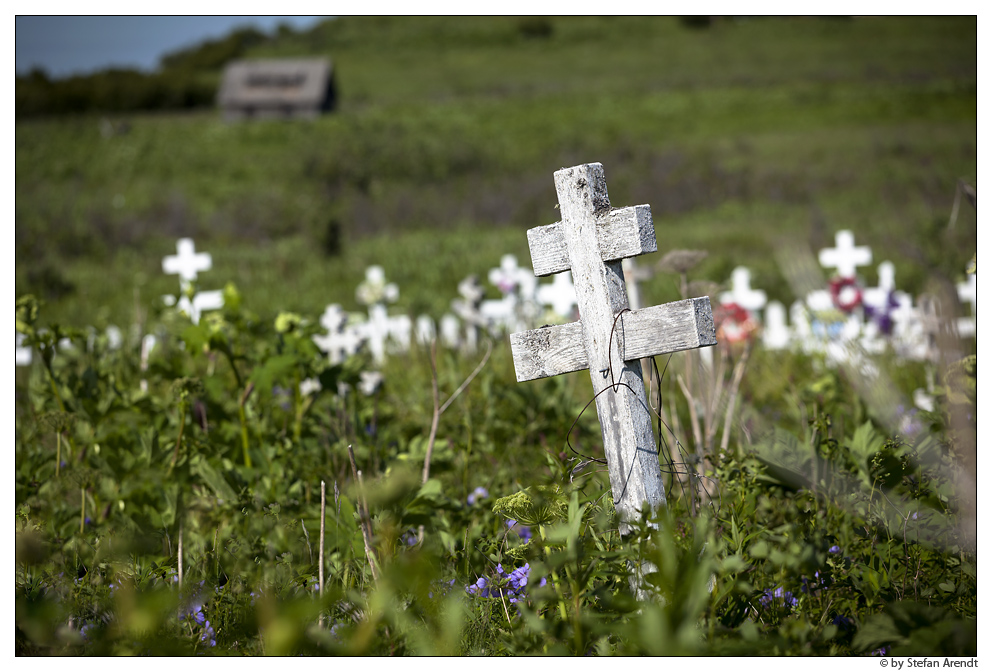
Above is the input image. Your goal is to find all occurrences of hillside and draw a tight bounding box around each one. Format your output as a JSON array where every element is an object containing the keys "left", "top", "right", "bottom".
[{"left": 15, "top": 16, "right": 977, "bottom": 328}]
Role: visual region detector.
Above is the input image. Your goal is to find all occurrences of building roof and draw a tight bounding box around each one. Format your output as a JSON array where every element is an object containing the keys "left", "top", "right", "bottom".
[{"left": 217, "top": 58, "right": 334, "bottom": 116}]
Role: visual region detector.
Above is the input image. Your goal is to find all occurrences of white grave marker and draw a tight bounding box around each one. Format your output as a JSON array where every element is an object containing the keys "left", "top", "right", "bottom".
[
  {"left": 358, "top": 304, "right": 411, "bottom": 364},
  {"left": 621, "top": 257, "right": 653, "bottom": 310},
  {"left": 176, "top": 290, "right": 224, "bottom": 325},
  {"left": 762, "top": 301, "right": 791, "bottom": 350},
  {"left": 957, "top": 272, "right": 976, "bottom": 337},
  {"left": 451, "top": 275, "right": 487, "bottom": 351},
  {"left": 313, "top": 304, "right": 366, "bottom": 364},
  {"left": 819, "top": 230, "right": 872, "bottom": 278},
  {"left": 440, "top": 314, "right": 462, "bottom": 349},
  {"left": 509, "top": 163, "right": 717, "bottom": 532},
  {"left": 163, "top": 238, "right": 212, "bottom": 289},
  {"left": 719, "top": 267, "right": 768, "bottom": 319},
  {"left": 536, "top": 270, "right": 577, "bottom": 320},
  {"left": 415, "top": 314, "right": 436, "bottom": 346},
  {"left": 356, "top": 265, "right": 399, "bottom": 307},
  {"left": 16, "top": 333, "right": 31, "bottom": 366}
]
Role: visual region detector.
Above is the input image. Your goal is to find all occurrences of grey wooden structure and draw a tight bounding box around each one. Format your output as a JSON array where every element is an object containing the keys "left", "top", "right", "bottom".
[
  {"left": 510, "top": 163, "right": 717, "bottom": 533},
  {"left": 217, "top": 58, "right": 335, "bottom": 120}
]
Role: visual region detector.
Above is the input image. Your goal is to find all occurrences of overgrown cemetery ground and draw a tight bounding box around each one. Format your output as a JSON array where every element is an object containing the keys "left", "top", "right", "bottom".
[{"left": 15, "top": 16, "right": 976, "bottom": 656}]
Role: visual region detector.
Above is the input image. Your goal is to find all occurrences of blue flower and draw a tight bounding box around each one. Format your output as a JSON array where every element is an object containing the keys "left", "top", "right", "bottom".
[
  {"left": 760, "top": 586, "right": 797, "bottom": 609},
  {"left": 200, "top": 619, "right": 216, "bottom": 647},
  {"left": 832, "top": 614, "right": 855, "bottom": 632},
  {"left": 465, "top": 563, "right": 544, "bottom": 606},
  {"left": 401, "top": 529, "right": 418, "bottom": 546},
  {"left": 870, "top": 647, "right": 889, "bottom": 656},
  {"left": 506, "top": 519, "right": 532, "bottom": 543},
  {"left": 829, "top": 545, "right": 841, "bottom": 554},
  {"left": 467, "top": 486, "right": 488, "bottom": 506}
]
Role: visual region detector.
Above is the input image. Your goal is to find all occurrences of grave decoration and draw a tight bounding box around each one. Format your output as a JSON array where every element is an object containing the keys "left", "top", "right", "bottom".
[
  {"left": 509, "top": 162, "right": 717, "bottom": 533},
  {"left": 719, "top": 267, "right": 767, "bottom": 322},
  {"left": 161, "top": 238, "right": 224, "bottom": 325}
]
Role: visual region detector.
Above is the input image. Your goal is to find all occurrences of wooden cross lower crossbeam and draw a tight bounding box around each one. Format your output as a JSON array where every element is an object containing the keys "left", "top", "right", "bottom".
[{"left": 510, "top": 163, "right": 717, "bottom": 531}]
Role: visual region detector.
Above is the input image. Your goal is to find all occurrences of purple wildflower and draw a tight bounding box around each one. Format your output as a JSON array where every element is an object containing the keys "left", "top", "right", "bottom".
[
  {"left": 760, "top": 586, "right": 798, "bottom": 609},
  {"left": 870, "top": 647, "right": 889, "bottom": 656},
  {"left": 506, "top": 519, "right": 532, "bottom": 543},
  {"left": 832, "top": 614, "right": 855, "bottom": 632},
  {"left": 467, "top": 486, "right": 488, "bottom": 506},
  {"left": 200, "top": 619, "right": 216, "bottom": 647},
  {"left": 829, "top": 545, "right": 841, "bottom": 554}
]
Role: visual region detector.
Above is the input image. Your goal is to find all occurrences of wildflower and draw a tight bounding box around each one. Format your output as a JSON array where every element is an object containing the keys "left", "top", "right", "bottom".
[
  {"left": 831, "top": 614, "right": 855, "bottom": 632},
  {"left": 870, "top": 647, "right": 889, "bottom": 656},
  {"left": 401, "top": 529, "right": 418, "bottom": 546},
  {"left": 829, "top": 545, "right": 841, "bottom": 554},
  {"left": 200, "top": 619, "right": 216, "bottom": 648},
  {"left": 80, "top": 623, "right": 94, "bottom": 641},
  {"left": 465, "top": 563, "right": 544, "bottom": 605},
  {"left": 466, "top": 576, "right": 491, "bottom": 597},
  {"left": 864, "top": 290, "right": 899, "bottom": 335},
  {"left": 467, "top": 486, "right": 488, "bottom": 506},
  {"left": 760, "top": 586, "right": 798, "bottom": 609},
  {"left": 505, "top": 519, "right": 532, "bottom": 543},
  {"left": 429, "top": 578, "right": 456, "bottom": 599}
]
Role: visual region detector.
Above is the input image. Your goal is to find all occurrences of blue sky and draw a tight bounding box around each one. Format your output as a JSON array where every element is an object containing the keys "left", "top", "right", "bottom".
[{"left": 15, "top": 16, "right": 327, "bottom": 78}]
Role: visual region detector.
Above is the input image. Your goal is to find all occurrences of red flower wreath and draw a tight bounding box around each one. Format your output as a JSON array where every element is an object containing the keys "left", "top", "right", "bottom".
[
  {"left": 714, "top": 302, "right": 757, "bottom": 344},
  {"left": 829, "top": 276, "right": 863, "bottom": 314}
]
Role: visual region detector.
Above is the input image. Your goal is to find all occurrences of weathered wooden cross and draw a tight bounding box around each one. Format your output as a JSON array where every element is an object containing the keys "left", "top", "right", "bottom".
[{"left": 509, "top": 163, "right": 717, "bottom": 530}]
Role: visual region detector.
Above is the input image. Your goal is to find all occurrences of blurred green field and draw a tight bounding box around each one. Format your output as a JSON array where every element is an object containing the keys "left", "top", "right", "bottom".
[{"left": 15, "top": 16, "right": 976, "bottom": 329}]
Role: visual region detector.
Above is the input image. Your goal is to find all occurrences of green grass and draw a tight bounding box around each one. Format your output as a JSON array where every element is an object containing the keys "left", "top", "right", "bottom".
[{"left": 16, "top": 16, "right": 976, "bottom": 331}]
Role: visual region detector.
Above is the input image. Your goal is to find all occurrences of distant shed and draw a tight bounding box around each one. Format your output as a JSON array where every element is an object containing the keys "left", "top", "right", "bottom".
[{"left": 217, "top": 58, "right": 336, "bottom": 121}]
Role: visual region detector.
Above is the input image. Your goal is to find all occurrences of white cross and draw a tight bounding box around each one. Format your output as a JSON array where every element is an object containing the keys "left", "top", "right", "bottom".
[
  {"left": 313, "top": 304, "right": 365, "bottom": 364},
  {"left": 163, "top": 238, "right": 212, "bottom": 288},
  {"left": 621, "top": 257, "right": 653, "bottom": 310},
  {"left": 451, "top": 275, "right": 486, "bottom": 351},
  {"left": 863, "top": 261, "right": 897, "bottom": 312},
  {"left": 356, "top": 265, "right": 399, "bottom": 307},
  {"left": 957, "top": 273, "right": 976, "bottom": 338},
  {"left": 536, "top": 270, "right": 577, "bottom": 320},
  {"left": 357, "top": 304, "right": 411, "bottom": 364},
  {"left": 719, "top": 267, "right": 768, "bottom": 317},
  {"left": 176, "top": 289, "right": 224, "bottom": 325},
  {"left": 819, "top": 230, "right": 872, "bottom": 278},
  {"left": 762, "top": 301, "right": 791, "bottom": 350},
  {"left": 415, "top": 314, "right": 436, "bottom": 346},
  {"left": 489, "top": 254, "right": 536, "bottom": 299},
  {"left": 16, "top": 333, "right": 31, "bottom": 366},
  {"left": 509, "top": 163, "right": 716, "bottom": 534},
  {"left": 440, "top": 314, "right": 461, "bottom": 349},
  {"left": 140, "top": 333, "right": 156, "bottom": 392},
  {"left": 487, "top": 255, "right": 539, "bottom": 332}
]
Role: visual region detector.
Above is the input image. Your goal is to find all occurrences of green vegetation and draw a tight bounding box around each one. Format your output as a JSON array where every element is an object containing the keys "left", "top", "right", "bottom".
[{"left": 15, "top": 16, "right": 976, "bottom": 656}]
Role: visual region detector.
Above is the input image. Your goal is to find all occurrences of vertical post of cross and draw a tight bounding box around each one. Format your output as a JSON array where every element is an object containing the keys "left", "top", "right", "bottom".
[{"left": 556, "top": 164, "right": 663, "bottom": 524}]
